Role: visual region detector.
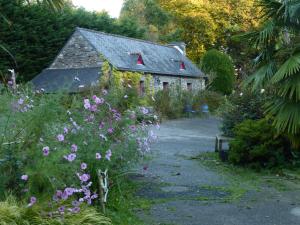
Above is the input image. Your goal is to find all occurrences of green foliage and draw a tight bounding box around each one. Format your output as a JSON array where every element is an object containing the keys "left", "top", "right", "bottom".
[
  {"left": 0, "top": 196, "right": 111, "bottom": 225},
  {"left": 154, "top": 88, "right": 184, "bottom": 119},
  {"left": 201, "top": 49, "right": 235, "bottom": 95},
  {"left": 159, "top": 0, "right": 261, "bottom": 63},
  {"left": 120, "top": 0, "right": 180, "bottom": 42},
  {"left": 0, "top": 0, "right": 145, "bottom": 82},
  {"left": 244, "top": 0, "right": 300, "bottom": 146},
  {"left": 192, "top": 90, "right": 224, "bottom": 113},
  {"left": 229, "top": 119, "right": 292, "bottom": 169},
  {"left": 220, "top": 90, "right": 267, "bottom": 137}
]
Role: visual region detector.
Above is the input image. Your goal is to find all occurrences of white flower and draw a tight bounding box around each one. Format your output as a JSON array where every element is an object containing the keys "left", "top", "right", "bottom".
[
  {"left": 239, "top": 92, "right": 243, "bottom": 96},
  {"left": 260, "top": 89, "right": 265, "bottom": 94}
]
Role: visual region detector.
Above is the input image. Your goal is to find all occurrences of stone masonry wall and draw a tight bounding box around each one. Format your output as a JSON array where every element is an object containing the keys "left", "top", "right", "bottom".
[
  {"left": 50, "top": 31, "right": 102, "bottom": 69},
  {"left": 142, "top": 74, "right": 205, "bottom": 92}
]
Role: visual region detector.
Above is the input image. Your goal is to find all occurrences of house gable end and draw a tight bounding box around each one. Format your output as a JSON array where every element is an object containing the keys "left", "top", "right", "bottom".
[{"left": 50, "top": 30, "right": 102, "bottom": 69}]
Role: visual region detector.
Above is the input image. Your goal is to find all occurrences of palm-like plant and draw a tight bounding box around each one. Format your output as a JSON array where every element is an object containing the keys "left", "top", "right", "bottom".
[{"left": 246, "top": 0, "right": 300, "bottom": 146}]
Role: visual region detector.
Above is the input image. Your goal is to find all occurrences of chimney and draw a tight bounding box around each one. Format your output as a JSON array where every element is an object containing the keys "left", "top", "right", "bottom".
[{"left": 167, "top": 42, "right": 186, "bottom": 55}]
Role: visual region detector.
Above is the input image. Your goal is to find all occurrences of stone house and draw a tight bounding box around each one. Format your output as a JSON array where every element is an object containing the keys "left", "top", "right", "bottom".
[{"left": 32, "top": 27, "right": 206, "bottom": 93}]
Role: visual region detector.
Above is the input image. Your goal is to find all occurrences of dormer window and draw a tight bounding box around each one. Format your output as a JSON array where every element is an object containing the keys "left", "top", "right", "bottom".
[
  {"left": 137, "top": 54, "right": 144, "bottom": 65},
  {"left": 180, "top": 61, "right": 186, "bottom": 70}
]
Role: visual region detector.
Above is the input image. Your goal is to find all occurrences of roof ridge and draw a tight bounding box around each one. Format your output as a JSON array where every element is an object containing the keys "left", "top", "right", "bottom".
[{"left": 76, "top": 27, "right": 178, "bottom": 50}]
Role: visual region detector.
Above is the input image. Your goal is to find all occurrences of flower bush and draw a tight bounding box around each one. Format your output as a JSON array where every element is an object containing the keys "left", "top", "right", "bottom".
[{"left": 0, "top": 86, "right": 158, "bottom": 221}]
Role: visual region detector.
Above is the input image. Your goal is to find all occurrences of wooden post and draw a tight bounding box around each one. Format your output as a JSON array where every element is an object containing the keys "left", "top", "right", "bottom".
[
  {"left": 97, "top": 169, "right": 106, "bottom": 214},
  {"left": 215, "top": 136, "right": 219, "bottom": 152}
]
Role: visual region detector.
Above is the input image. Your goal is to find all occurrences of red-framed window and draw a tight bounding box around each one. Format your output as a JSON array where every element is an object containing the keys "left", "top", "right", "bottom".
[{"left": 137, "top": 54, "right": 144, "bottom": 65}]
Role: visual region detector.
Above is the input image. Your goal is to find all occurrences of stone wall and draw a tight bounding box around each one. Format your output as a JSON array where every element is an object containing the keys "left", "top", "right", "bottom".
[
  {"left": 142, "top": 74, "right": 205, "bottom": 92},
  {"left": 50, "top": 31, "right": 102, "bottom": 69}
]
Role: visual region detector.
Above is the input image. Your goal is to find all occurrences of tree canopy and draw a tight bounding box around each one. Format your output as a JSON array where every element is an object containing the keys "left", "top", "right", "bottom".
[{"left": 0, "top": 0, "right": 145, "bottom": 82}]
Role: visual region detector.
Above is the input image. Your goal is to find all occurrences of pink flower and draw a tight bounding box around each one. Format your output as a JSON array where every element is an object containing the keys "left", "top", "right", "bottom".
[
  {"left": 58, "top": 205, "right": 65, "bottom": 213},
  {"left": 89, "top": 104, "right": 97, "bottom": 112},
  {"left": 93, "top": 95, "right": 104, "bottom": 105},
  {"left": 28, "top": 196, "right": 36, "bottom": 207},
  {"left": 96, "top": 153, "right": 102, "bottom": 160},
  {"left": 71, "top": 144, "right": 78, "bottom": 152},
  {"left": 102, "top": 89, "right": 108, "bottom": 95},
  {"left": 140, "top": 107, "right": 149, "bottom": 115},
  {"left": 64, "top": 187, "right": 74, "bottom": 196},
  {"left": 79, "top": 174, "right": 90, "bottom": 182},
  {"left": 43, "top": 146, "right": 50, "bottom": 156},
  {"left": 83, "top": 99, "right": 91, "bottom": 109},
  {"left": 64, "top": 153, "right": 76, "bottom": 162},
  {"left": 99, "top": 121, "right": 105, "bottom": 129},
  {"left": 63, "top": 127, "right": 68, "bottom": 134},
  {"left": 21, "top": 174, "right": 28, "bottom": 181},
  {"left": 71, "top": 207, "right": 80, "bottom": 213},
  {"left": 105, "top": 149, "right": 112, "bottom": 161},
  {"left": 81, "top": 163, "right": 87, "bottom": 170},
  {"left": 57, "top": 134, "right": 64, "bottom": 142},
  {"left": 107, "top": 128, "right": 114, "bottom": 134},
  {"left": 18, "top": 98, "right": 24, "bottom": 105}
]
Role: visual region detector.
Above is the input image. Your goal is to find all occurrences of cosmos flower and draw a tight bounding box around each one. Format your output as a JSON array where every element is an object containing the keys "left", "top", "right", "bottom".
[
  {"left": 96, "top": 153, "right": 102, "bottom": 160},
  {"left": 107, "top": 128, "right": 114, "bottom": 134},
  {"left": 140, "top": 107, "right": 149, "bottom": 115},
  {"left": 63, "top": 127, "right": 68, "bottom": 134},
  {"left": 64, "top": 187, "right": 74, "bottom": 196},
  {"left": 105, "top": 149, "right": 112, "bottom": 161},
  {"left": 79, "top": 174, "right": 90, "bottom": 182},
  {"left": 57, "top": 134, "right": 64, "bottom": 142},
  {"left": 58, "top": 206, "right": 65, "bottom": 213},
  {"left": 71, "top": 207, "right": 80, "bottom": 213},
  {"left": 72, "top": 200, "right": 80, "bottom": 207},
  {"left": 81, "top": 163, "right": 87, "bottom": 170},
  {"left": 43, "top": 146, "right": 50, "bottom": 156},
  {"left": 28, "top": 196, "right": 36, "bottom": 207},
  {"left": 102, "top": 89, "right": 108, "bottom": 95},
  {"left": 64, "top": 153, "right": 76, "bottom": 162},
  {"left": 93, "top": 95, "right": 105, "bottom": 105},
  {"left": 21, "top": 174, "right": 28, "bottom": 181},
  {"left": 99, "top": 121, "right": 105, "bottom": 129},
  {"left": 18, "top": 98, "right": 24, "bottom": 105},
  {"left": 83, "top": 99, "right": 91, "bottom": 109},
  {"left": 71, "top": 144, "right": 78, "bottom": 152}
]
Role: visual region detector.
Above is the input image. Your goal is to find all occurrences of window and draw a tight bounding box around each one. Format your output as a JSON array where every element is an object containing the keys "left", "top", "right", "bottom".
[
  {"left": 139, "top": 81, "right": 145, "bottom": 95},
  {"left": 180, "top": 62, "right": 186, "bottom": 70},
  {"left": 187, "top": 83, "right": 192, "bottom": 91},
  {"left": 137, "top": 54, "right": 144, "bottom": 65},
  {"left": 163, "top": 82, "right": 169, "bottom": 90}
]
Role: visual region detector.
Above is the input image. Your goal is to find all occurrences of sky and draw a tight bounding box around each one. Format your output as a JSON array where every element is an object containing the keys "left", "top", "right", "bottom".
[{"left": 72, "top": 0, "right": 124, "bottom": 18}]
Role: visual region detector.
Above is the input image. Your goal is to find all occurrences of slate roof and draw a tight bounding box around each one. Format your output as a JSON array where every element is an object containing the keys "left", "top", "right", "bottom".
[
  {"left": 77, "top": 27, "right": 204, "bottom": 78},
  {"left": 31, "top": 67, "right": 101, "bottom": 93}
]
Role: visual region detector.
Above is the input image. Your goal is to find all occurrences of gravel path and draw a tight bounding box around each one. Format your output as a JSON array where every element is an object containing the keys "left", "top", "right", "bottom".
[{"left": 134, "top": 118, "right": 300, "bottom": 225}]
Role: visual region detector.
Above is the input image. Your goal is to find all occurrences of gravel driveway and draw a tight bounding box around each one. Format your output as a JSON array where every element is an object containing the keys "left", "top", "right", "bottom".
[{"left": 134, "top": 118, "right": 300, "bottom": 225}]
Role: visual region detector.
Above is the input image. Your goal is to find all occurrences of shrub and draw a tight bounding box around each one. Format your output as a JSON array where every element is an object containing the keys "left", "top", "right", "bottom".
[
  {"left": 229, "top": 119, "right": 292, "bottom": 169},
  {"left": 220, "top": 90, "right": 267, "bottom": 137},
  {"left": 154, "top": 88, "right": 185, "bottom": 119},
  {"left": 193, "top": 90, "right": 224, "bottom": 113},
  {"left": 201, "top": 49, "right": 235, "bottom": 95},
  {"left": 0, "top": 86, "right": 157, "bottom": 217}
]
